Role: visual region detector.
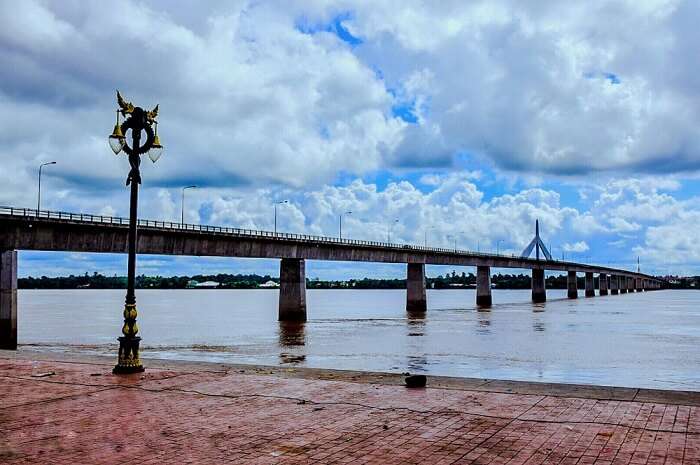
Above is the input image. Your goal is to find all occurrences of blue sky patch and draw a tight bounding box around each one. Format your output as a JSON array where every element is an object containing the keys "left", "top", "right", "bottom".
[
  {"left": 584, "top": 71, "right": 621, "bottom": 84},
  {"left": 296, "top": 12, "right": 362, "bottom": 46},
  {"left": 603, "top": 72, "right": 621, "bottom": 84},
  {"left": 391, "top": 101, "right": 419, "bottom": 123}
]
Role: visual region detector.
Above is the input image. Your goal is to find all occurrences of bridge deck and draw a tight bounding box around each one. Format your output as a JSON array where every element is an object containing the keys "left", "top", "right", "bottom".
[{"left": 0, "top": 206, "right": 654, "bottom": 279}]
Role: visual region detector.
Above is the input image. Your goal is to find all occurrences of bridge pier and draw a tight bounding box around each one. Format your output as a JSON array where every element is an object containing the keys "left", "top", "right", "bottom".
[
  {"left": 620, "top": 275, "right": 628, "bottom": 294},
  {"left": 567, "top": 271, "right": 578, "bottom": 299},
  {"left": 636, "top": 277, "right": 643, "bottom": 292},
  {"left": 599, "top": 273, "right": 608, "bottom": 296},
  {"left": 476, "top": 266, "right": 492, "bottom": 308},
  {"left": 627, "top": 277, "right": 634, "bottom": 293},
  {"left": 279, "top": 258, "right": 307, "bottom": 322},
  {"left": 585, "top": 272, "right": 595, "bottom": 297},
  {"left": 531, "top": 268, "right": 546, "bottom": 303},
  {"left": 610, "top": 275, "right": 619, "bottom": 295},
  {"left": 0, "top": 250, "right": 17, "bottom": 350},
  {"left": 406, "top": 263, "right": 427, "bottom": 312}
]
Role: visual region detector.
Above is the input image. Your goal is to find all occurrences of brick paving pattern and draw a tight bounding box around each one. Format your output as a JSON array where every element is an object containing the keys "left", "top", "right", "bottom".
[{"left": 0, "top": 357, "right": 698, "bottom": 464}]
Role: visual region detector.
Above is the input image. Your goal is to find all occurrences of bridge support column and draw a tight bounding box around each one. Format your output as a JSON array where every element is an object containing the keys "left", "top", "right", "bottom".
[
  {"left": 567, "top": 270, "right": 578, "bottom": 299},
  {"left": 610, "top": 275, "right": 619, "bottom": 295},
  {"left": 636, "top": 278, "right": 642, "bottom": 292},
  {"left": 620, "top": 275, "right": 627, "bottom": 294},
  {"left": 532, "top": 268, "right": 546, "bottom": 303},
  {"left": 476, "top": 266, "right": 492, "bottom": 308},
  {"left": 627, "top": 277, "right": 634, "bottom": 293},
  {"left": 585, "top": 272, "right": 595, "bottom": 297},
  {"left": 279, "top": 258, "right": 307, "bottom": 322},
  {"left": 0, "top": 250, "right": 17, "bottom": 350},
  {"left": 406, "top": 263, "right": 427, "bottom": 312},
  {"left": 599, "top": 273, "right": 608, "bottom": 295}
]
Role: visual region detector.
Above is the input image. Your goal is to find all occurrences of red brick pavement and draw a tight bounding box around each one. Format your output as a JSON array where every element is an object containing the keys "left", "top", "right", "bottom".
[{"left": 0, "top": 357, "right": 698, "bottom": 464}]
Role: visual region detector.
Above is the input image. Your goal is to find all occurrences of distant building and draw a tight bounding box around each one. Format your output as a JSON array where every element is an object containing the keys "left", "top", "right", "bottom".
[
  {"left": 194, "top": 281, "right": 220, "bottom": 289},
  {"left": 259, "top": 280, "right": 279, "bottom": 288},
  {"left": 186, "top": 280, "right": 198, "bottom": 288}
]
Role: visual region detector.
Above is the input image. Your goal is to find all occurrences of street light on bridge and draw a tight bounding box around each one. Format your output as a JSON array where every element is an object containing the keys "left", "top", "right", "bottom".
[
  {"left": 339, "top": 211, "right": 352, "bottom": 239},
  {"left": 107, "top": 90, "right": 163, "bottom": 374},
  {"left": 181, "top": 185, "right": 197, "bottom": 224},
  {"left": 387, "top": 218, "right": 399, "bottom": 243},
  {"left": 274, "top": 200, "right": 288, "bottom": 235},
  {"left": 447, "top": 231, "right": 464, "bottom": 251},
  {"left": 424, "top": 226, "right": 435, "bottom": 247},
  {"left": 37, "top": 161, "right": 56, "bottom": 212}
]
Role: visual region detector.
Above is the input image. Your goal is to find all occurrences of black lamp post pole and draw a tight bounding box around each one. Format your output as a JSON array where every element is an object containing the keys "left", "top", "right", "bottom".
[
  {"left": 114, "top": 124, "right": 146, "bottom": 374},
  {"left": 126, "top": 152, "right": 140, "bottom": 306}
]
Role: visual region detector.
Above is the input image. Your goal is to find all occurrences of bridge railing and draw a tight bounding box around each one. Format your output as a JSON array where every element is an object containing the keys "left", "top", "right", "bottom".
[
  {"left": 0, "top": 206, "right": 659, "bottom": 278},
  {"left": 1, "top": 205, "right": 543, "bottom": 261}
]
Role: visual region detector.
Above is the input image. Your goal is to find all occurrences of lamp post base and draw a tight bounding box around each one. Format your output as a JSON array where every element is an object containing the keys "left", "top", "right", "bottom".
[{"left": 113, "top": 336, "right": 144, "bottom": 374}]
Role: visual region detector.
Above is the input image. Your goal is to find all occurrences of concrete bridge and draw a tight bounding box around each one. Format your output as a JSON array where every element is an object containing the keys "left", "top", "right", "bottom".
[{"left": 0, "top": 206, "right": 663, "bottom": 349}]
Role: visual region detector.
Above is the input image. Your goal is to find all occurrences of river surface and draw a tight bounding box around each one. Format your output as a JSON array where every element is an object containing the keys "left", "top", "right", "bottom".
[{"left": 17, "top": 289, "right": 700, "bottom": 391}]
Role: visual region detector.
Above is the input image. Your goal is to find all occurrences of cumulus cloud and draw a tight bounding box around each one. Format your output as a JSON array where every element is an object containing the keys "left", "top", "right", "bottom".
[
  {"left": 342, "top": 0, "right": 700, "bottom": 174},
  {"left": 3, "top": 1, "right": 700, "bottom": 277},
  {"left": 173, "top": 173, "right": 581, "bottom": 256},
  {"left": 635, "top": 210, "right": 700, "bottom": 273},
  {"left": 0, "top": 0, "right": 404, "bottom": 201},
  {"left": 563, "top": 241, "right": 589, "bottom": 253}
]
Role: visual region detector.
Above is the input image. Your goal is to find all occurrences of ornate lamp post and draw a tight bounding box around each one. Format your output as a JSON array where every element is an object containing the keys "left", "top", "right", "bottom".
[{"left": 108, "top": 90, "right": 163, "bottom": 374}]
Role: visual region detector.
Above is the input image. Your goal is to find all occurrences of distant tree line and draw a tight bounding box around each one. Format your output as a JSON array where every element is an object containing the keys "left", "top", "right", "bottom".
[
  {"left": 19, "top": 271, "right": 691, "bottom": 290},
  {"left": 19, "top": 272, "right": 275, "bottom": 290}
]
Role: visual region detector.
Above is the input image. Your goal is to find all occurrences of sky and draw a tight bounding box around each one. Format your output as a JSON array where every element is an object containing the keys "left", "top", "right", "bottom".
[{"left": 2, "top": 0, "right": 700, "bottom": 279}]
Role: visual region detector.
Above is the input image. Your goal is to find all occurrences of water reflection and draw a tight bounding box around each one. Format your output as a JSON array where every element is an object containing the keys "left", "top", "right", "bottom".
[
  {"left": 278, "top": 321, "right": 306, "bottom": 346},
  {"left": 532, "top": 305, "right": 546, "bottom": 332},
  {"left": 278, "top": 321, "right": 306, "bottom": 364},
  {"left": 406, "top": 311, "right": 426, "bottom": 337},
  {"left": 406, "top": 312, "right": 428, "bottom": 371},
  {"left": 407, "top": 354, "right": 428, "bottom": 372},
  {"left": 477, "top": 309, "right": 491, "bottom": 335}
]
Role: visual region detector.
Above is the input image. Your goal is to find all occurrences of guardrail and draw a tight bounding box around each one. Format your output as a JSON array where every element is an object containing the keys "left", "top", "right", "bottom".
[{"left": 0, "top": 205, "right": 523, "bottom": 259}]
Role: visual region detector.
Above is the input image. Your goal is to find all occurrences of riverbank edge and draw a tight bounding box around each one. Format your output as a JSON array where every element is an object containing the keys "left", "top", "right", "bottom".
[{"left": 3, "top": 349, "right": 699, "bottom": 406}]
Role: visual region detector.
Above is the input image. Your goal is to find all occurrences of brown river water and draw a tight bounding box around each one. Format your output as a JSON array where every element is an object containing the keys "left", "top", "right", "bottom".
[{"left": 17, "top": 289, "right": 700, "bottom": 391}]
